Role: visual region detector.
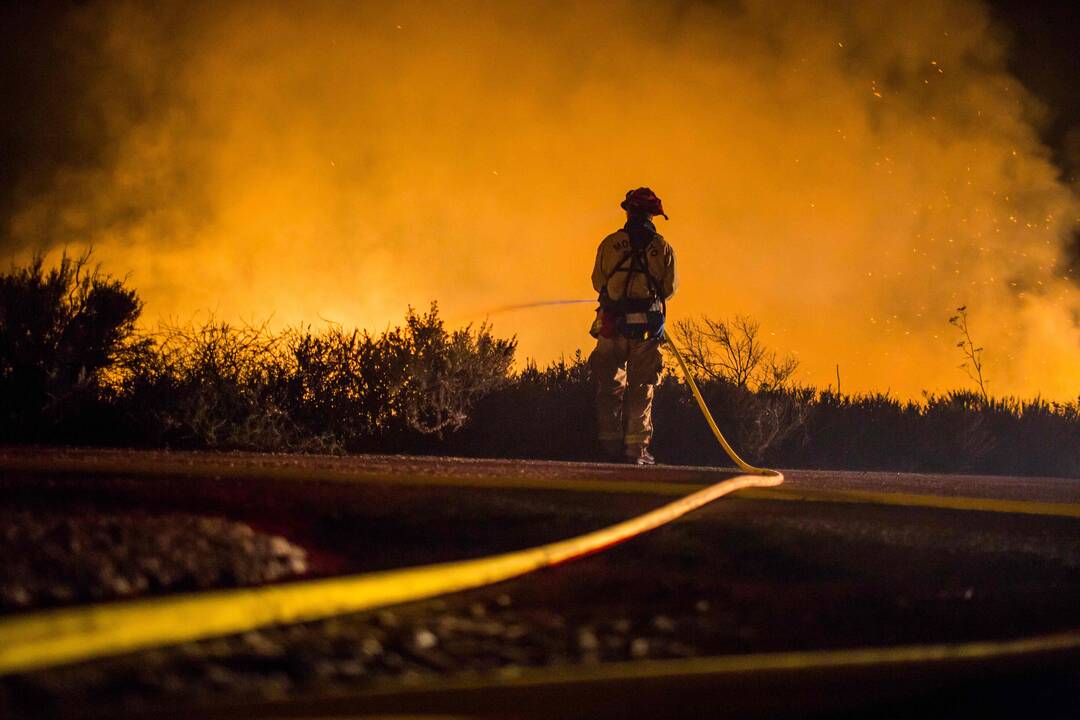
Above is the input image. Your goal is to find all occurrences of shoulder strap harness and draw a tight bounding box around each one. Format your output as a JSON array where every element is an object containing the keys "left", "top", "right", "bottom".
[{"left": 604, "top": 230, "right": 667, "bottom": 317}]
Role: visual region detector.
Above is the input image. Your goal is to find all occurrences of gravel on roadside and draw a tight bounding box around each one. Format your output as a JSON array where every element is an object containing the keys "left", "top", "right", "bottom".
[{"left": 0, "top": 511, "right": 308, "bottom": 612}]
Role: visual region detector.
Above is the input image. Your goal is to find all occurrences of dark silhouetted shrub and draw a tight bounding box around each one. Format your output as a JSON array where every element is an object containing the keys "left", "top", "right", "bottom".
[
  {"left": 2, "top": 255, "right": 1078, "bottom": 477},
  {"left": 116, "top": 303, "right": 515, "bottom": 452},
  {"left": 0, "top": 252, "right": 143, "bottom": 440}
]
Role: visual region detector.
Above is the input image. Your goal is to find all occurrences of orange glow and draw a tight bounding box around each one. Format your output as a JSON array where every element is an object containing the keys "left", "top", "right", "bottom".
[{"left": 9, "top": 0, "right": 1079, "bottom": 399}]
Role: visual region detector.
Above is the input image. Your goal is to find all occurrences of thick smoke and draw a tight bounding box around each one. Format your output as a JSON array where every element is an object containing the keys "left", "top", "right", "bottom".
[{"left": 5, "top": 0, "right": 1078, "bottom": 399}]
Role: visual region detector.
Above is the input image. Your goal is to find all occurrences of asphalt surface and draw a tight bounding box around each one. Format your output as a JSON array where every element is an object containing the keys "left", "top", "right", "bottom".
[
  {"left": 0, "top": 448, "right": 1078, "bottom": 718},
  {"left": 779, "top": 467, "right": 1080, "bottom": 503}
]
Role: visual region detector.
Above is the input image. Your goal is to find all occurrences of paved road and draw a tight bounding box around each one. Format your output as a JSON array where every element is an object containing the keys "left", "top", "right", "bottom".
[
  {"left": 780, "top": 467, "right": 1080, "bottom": 503},
  {"left": 0, "top": 448, "right": 1078, "bottom": 718},
  {"left": 4, "top": 445, "right": 1079, "bottom": 504}
]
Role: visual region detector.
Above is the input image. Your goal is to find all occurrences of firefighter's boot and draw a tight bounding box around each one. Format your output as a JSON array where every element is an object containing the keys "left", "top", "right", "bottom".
[{"left": 626, "top": 445, "right": 655, "bottom": 466}]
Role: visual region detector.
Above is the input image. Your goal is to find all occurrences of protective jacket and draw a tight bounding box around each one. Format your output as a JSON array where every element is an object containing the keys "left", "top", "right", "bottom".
[
  {"left": 590, "top": 219, "right": 677, "bottom": 339},
  {"left": 591, "top": 222, "right": 677, "bottom": 302}
]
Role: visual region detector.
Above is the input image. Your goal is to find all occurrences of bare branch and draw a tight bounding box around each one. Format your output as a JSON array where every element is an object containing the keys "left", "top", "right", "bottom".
[
  {"left": 950, "top": 306, "right": 989, "bottom": 405},
  {"left": 673, "top": 314, "right": 799, "bottom": 392}
]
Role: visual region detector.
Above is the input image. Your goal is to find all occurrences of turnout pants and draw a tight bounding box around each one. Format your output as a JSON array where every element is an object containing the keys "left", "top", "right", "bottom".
[{"left": 589, "top": 335, "right": 663, "bottom": 451}]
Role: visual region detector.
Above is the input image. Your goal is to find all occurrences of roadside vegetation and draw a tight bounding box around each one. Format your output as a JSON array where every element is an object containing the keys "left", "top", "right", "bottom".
[{"left": 2, "top": 254, "right": 1078, "bottom": 477}]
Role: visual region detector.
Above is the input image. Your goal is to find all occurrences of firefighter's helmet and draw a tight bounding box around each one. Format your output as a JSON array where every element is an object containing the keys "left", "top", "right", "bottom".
[{"left": 620, "top": 187, "right": 668, "bottom": 220}]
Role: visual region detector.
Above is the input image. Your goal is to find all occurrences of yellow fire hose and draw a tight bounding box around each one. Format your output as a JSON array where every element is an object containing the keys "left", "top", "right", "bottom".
[
  {"left": 664, "top": 337, "right": 778, "bottom": 477},
  {"left": 0, "top": 339, "right": 779, "bottom": 676}
]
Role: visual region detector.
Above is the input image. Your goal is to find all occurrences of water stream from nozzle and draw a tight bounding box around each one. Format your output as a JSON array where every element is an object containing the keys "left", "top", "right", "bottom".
[
  {"left": 453, "top": 299, "right": 595, "bottom": 324},
  {"left": 480, "top": 299, "right": 595, "bottom": 315}
]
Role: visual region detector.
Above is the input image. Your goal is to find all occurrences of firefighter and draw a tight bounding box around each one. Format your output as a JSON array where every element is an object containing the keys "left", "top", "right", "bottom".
[{"left": 589, "top": 187, "right": 678, "bottom": 465}]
